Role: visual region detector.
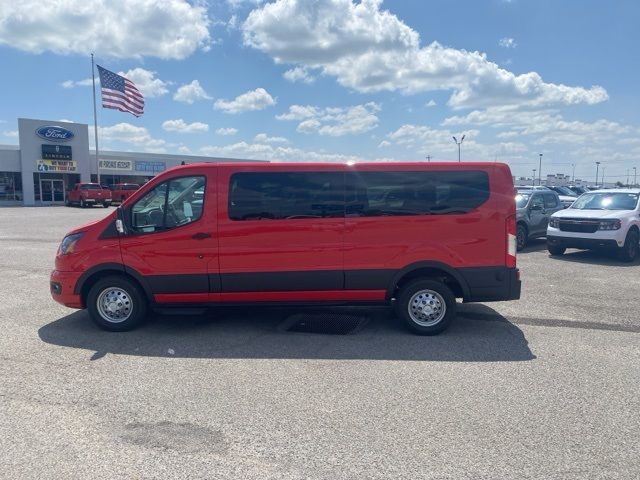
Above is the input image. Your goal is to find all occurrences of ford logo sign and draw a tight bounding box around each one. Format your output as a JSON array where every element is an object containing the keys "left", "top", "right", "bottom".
[{"left": 35, "top": 125, "right": 74, "bottom": 142}]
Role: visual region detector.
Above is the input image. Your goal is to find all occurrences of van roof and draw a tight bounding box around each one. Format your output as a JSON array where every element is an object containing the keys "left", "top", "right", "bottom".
[{"left": 166, "top": 161, "right": 511, "bottom": 170}]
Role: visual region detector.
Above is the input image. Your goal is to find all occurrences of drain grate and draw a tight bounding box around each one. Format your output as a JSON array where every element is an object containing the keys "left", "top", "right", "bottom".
[{"left": 283, "top": 312, "right": 369, "bottom": 335}]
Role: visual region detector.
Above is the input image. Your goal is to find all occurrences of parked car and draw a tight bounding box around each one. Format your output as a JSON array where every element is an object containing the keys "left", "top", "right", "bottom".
[
  {"left": 515, "top": 190, "right": 564, "bottom": 250},
  {"left": 567, "top": 185, "right": 590, "bottom": 195},
  {"left": 51, "top": 162, "right": 521, "bottom": 335},
  {"left": 110, "top": 183, "right": 140, "bottom": 204},
  {"left": 547, "top": 189, "right": 640, "bottom": 261},
  {"left": 545, "top": 186, "right": 578, "bottom": 208},
  {"left": 65, "top": 183, "right": 112, "bottom": 208}
]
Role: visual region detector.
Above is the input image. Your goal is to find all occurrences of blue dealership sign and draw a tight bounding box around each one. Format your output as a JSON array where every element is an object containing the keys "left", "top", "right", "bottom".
[
  {"left": 35, "top": 125, "right": 75, "bottom": 142},
  {"left": 134, "top": 161, "right": 165, "bottom": 173}
]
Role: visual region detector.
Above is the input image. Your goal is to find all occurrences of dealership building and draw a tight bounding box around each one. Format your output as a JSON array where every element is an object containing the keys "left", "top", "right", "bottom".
[{"left": 0, "top": 118, "right": 238, "bottom": 206}]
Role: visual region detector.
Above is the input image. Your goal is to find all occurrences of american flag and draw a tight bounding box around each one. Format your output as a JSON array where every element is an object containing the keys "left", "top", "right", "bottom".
[{"left": 97, "top": 65, "right": 144, "bottom": 117}]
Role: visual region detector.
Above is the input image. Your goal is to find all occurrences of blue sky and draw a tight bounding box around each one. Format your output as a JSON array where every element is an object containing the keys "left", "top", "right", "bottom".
[{"left": 0, "top": 0, "right": 638, "bottom": 183}]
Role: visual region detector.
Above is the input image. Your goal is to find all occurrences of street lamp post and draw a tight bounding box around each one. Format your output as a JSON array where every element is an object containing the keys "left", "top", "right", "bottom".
[
  {"left": 602, "top": 167, "right": 606, "bottom": 188},
  {"left": 634, "top": 167, "right": 637, "bottom": 187},
  {"left": 595, "top": 161, "right": 600, "bottom": 188},
  {"left": 425, "top": 155, "right": 431, "bottom": 162},
  {"left": 538, "top": 153, "right": 543, "bottom": 186},
  {"left": 572, "top": 163, "right": 575, "bottom": 183},
  {"left": 452, "top": 135, "right": 465, "bottom": 162},
  {"left": 532, "top": 169, "right": 536, "bottom": 187},
  {"left": 627, "top": 169, "right": 630, "bottom": 187}
]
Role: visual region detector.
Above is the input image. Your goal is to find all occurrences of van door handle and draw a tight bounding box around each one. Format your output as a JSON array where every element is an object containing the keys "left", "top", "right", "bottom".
[{"left": 192, "top": 232, "right": 211, "bottom": 240}]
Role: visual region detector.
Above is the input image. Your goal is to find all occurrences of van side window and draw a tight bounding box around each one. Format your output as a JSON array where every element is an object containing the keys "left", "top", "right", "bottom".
[
  {"left": 131, "top": 176, "right": 205, "bottom": 232},
  {"left": 346, "top": 171, "right": 490, "bottom": 216},
  {"left": 543, "top": 193, "right": 558, "bottom": 208},
  {"left": 228, "top": 172, "right": 344, "bottom": 220}
]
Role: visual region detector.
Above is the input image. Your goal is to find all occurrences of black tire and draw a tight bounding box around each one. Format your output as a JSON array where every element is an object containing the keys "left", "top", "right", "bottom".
[
  {"left": 79, "top": 198, "right": 86, "bottom": 208},
  {"left": 103, "top": 201, "right": 110, "bottom": 208},
  {"left": 86, "top": 275, "right": 148, "bottom": 331},
  {"left": 548, "top": 244, "right": 566, "bottom": 256},
  {"left": 618, "top": 229, "right": 639, "bottom": 262},
  {"left": 395, "top": 279, "right": 456, "bottom": 335},
  {"left": 516, "top": 223, "right": 528, "bottom": 251}
]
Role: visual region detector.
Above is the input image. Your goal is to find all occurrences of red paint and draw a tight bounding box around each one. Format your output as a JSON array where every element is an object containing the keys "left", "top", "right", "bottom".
[
  {"left": 110, "top": 183, "right": 140, "bottom": 204},
  {"left": 216, "top": 290, "right": 386, "bottom": 303}
]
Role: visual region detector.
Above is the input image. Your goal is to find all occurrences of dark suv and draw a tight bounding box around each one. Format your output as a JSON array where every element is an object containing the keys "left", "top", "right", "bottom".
[{"left": 515, "top": 190, "right": 563, "bottom": 250}]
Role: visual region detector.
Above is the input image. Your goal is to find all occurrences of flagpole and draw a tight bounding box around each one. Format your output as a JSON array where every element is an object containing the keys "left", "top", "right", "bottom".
[{"left": 91, "top": 53, "right": 100, "bottom": 184}]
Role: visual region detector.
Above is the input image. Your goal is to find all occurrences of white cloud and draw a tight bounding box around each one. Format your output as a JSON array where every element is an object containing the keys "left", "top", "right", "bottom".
[
  {"left": 119, "top": 68, "right": 169, "bottom": 98},
  {"left": 216, "top": 127, "right": 239, "bottom": 136},
  {"left": 276, "top": 102, "right": 381, "bottom": 136},
  {"left": 283, "top": 66, "right": 315, "bottom": 84},
  {"left": 214, "top": 88, "right": 276, "bottom": 114},
  {"left": 254, "top": 133, "right": 289, "bottom": 143},
  {"left": 2, "top": 130, "right": 18, "bottom": 137},
  {"left": 425, "top": 100, "right": 437, "bottom": 107},
  {"left": 173, "top": 80, "right": 212, "bottom": 104},
  {"left": 61, "top": 78, "right": 93, "bottom": 88},
  {"left": 162, "top": 119, "right": 209, "bottom": 133},
  {"left": 243, "top": 0, "right": 607, "bottom": 109},
  {"left": 200, "top": 141, "right": 361, "bottom": 163},
  {"left": 178, "top": 145, "right": 192, "bottom": 154},
  {"left": 92, "top": 122, "right": 166, "bottom": 152},
  {"left": 378, "top": 140, "right": 391, "bottom": 148},
  {"left": 499, "top": 37, "right": 517, "bottom": 48},
  {"left": 0, "top": 0, "right": 211, "bottom": 60}
]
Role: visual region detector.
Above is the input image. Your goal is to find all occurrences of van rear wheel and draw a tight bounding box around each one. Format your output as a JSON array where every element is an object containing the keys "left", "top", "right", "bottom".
[
  {"left": 396, "top": 279, "right": 456, "bottom": 335},
  {"left": 87, "top": 275, "right": 147, "bottom": 331}
]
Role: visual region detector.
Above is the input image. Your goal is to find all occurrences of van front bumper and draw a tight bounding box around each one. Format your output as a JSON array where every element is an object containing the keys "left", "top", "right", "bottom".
[{"left": 50, "top": 270, "right": 83, "bottom": 308}]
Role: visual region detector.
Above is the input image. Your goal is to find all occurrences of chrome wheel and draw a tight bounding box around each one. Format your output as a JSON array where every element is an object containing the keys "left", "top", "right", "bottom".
[
  {"left": 96, "top": 287, "right": 132, "bottom": 323},
  {"left": 408, "top": 289, "right": 446, "bottom": 327}
]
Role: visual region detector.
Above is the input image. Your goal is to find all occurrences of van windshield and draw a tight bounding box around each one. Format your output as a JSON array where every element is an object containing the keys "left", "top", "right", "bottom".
[{"left": 571, "top": 193, "right": 638, "bottom": 210}]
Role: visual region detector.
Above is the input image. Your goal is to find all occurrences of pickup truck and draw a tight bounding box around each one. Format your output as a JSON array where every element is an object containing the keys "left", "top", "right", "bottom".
[
  {"left": 65, "top": 183, "right": 112, "bottom": 208},
  {"left": 110, "top": 183, "right": 140, "bottom": 204}
]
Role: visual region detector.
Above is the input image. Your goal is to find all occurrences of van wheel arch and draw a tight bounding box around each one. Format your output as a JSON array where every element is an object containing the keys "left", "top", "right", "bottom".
[
  {"left": 76, "top": 264, "right": 152, "bottom": 308},
  {"left": 388, "top": 262, "right": 469, "bottom": 302}
]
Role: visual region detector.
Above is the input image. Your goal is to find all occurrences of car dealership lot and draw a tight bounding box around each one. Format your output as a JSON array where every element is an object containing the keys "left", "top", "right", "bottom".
[{"left": 1, "top": 207, "right": 639, "bottom": 479}]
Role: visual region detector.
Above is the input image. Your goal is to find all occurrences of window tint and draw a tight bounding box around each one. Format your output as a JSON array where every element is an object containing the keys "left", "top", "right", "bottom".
[
  {"left": 530, "top": 195, "right": 544, "bottom": 209},
  {"left": 228, "top": 172, "right": 344, "bottom": 220},
  {"left": 543, "top": 193, "right": 558, "bottom": 208},
  {"left": 346, "top": 171, "right": 489, "bottom": 216},
  {"left": 80, "top": 184, "right": 101, "bottom": 190},
  {"left": 131, "top": 176, "right": 205, "bottom": 232}
]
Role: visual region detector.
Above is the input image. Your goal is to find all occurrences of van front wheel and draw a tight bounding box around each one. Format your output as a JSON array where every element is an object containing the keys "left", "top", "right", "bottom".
[
  {"left": 87, "top": 276, "right": 147, "bottom": 331},
  {"left": 396, "top": 279, "right": 456, "bottom": 335}
]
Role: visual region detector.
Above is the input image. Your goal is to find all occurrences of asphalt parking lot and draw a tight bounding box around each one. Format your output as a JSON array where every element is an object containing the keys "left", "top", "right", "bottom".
[{"left": 1, "top": 206, "right": 639, "bottom": 479}]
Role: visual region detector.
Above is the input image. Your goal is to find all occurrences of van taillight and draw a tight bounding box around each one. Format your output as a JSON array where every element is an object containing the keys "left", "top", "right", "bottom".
[{"left": 506, "top": 214, "right": 517, "bottom": 268}]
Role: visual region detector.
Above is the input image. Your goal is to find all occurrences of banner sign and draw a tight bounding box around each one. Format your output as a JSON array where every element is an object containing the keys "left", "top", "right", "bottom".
[
  {"left": 99, "top": 159, "right": 133, "bottom": 171},
  {"left": 134, "top": 161, "right": 165, "bottom": 173},
  {"left": 42, "top": 144, "right": 72, "bottom": 161},
  {"left": 36, "top": 159, "right": 77, "bottom": 172}
]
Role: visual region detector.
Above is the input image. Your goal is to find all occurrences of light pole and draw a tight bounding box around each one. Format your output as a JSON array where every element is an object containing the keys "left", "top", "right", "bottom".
[
  {"left": 634, "top": 167, "right": 637, "bottom": 187},
  {"left": 571, "top": 163, "right": 575, "bottom": 183},
  {"left": 452, "top": 135, "right": 465, "bottom": 162},
  {"left": 595, "top": 161, "right": 600, "bottom": 188},
  {"left": 532, "top": 169, "right": 536, "bottom": 187},
  {"left": 602, "top": 167, "right": 606, "bottom": 188},
  {"left": 426, "top": 155, "right": 431, "bottom": 162},
  {"left": 627, "top": 169, "right": 630, "bottom": 187},
  {"left": 538, "top": 153, "right": 543, "bottom": 186}
]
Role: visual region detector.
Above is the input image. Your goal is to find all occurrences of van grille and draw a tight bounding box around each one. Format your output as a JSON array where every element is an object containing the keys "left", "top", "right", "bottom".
[{"left": 558, "top": 218, "right": 599, "bottom": 233}]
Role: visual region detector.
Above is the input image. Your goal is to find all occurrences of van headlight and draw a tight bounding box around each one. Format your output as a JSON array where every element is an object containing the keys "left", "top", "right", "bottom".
[
  {"left": 58, "top": 233, "right": 84, "bottom": 255},
  {"left": 549, "top": 217, "right": 560, "bottom": 228},
  {"left": 598, "top": 220, "right": 621, "bottom": 231}
]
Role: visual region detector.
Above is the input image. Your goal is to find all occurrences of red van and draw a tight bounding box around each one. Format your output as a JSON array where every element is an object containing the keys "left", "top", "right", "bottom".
[{"left": 50, "top": 162, "right": 520, "bottom": 335}]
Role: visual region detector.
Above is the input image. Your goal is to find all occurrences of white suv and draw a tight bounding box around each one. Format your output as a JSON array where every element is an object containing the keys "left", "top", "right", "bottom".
[{"left": 547, "top": 189, "right": 640, "bottom": 262}]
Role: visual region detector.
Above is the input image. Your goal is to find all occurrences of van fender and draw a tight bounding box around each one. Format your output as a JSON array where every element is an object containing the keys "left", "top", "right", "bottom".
[
  {"left": 385, "top": 260, "right": 471, "bottom": 301},
  {"left": 73, "top": 262, "right": 153, "bottom": 301}
]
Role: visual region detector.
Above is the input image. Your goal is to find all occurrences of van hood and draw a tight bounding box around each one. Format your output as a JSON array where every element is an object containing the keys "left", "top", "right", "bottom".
[
  {"left": 552, "top": 208, "right": 631, "bottom": 219},
  {"left": 66, "top": 210, "right": 116, "bottom": 236}
]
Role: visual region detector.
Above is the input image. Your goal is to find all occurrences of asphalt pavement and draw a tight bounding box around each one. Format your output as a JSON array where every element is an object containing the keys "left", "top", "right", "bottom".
[{"left": 1, "top": 206, "right": 638, "bottom": 479}]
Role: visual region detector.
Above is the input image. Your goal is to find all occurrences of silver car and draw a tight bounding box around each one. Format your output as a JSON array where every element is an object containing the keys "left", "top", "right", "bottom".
[{"left": 516, "top": 190, "right": 564, "bottom": 250}]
